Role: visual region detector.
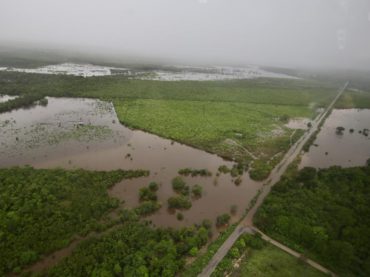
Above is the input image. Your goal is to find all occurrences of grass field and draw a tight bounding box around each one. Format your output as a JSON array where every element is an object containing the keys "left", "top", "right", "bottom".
[
  {"left": 335, "top": 89, "right": 370, "bottom": 109},
  {"left": 236, "top": 245, "right": 326, "bottom": 277},
  {"left": 114, "top": 99, "right": 311, "bottom": 162}
]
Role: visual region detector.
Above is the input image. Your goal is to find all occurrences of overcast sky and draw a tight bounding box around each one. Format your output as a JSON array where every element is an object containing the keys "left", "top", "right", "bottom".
[{"left": 1, "top": 0, "right": 370, "bottom": 69}]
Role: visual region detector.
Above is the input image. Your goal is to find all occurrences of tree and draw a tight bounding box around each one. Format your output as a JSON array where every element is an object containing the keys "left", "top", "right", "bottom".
[
  {"left": 216, "top": 214, "right": 231, "bottom": 227},
  {"left": 191, "top": 184, "right": 203, "bottom": 198}
]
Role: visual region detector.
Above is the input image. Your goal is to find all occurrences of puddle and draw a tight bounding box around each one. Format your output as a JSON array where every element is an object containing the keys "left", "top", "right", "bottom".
[
  {"left": 0, "top": 97, "right": 262, "bottom": 229},
  {"left": 300, "top": 109, "right": 370, "bottom": 169}
]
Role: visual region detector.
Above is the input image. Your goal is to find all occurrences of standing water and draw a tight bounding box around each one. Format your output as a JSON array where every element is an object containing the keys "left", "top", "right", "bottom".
[
  {"left": 300, "top": 109, "right": 370, "bottom": 169},
  {"left": 0, "top": 97, "right": 262, "bottom": 229}
]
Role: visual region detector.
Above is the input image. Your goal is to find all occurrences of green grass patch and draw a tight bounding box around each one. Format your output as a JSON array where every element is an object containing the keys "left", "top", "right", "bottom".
[
  {"left": 114, "top": 99, "right": 313, "bottom": 162},
  {"left": 336, "top": 89, "right": 370, "bottom": 109},
  {"left": 237, "top": 244, "right": 326, "bottom": 277}
]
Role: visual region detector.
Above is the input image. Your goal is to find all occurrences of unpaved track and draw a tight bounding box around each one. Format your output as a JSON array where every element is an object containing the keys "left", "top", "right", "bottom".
[{"left": 199, "top": 82, "right": 348, "bottom": 277}]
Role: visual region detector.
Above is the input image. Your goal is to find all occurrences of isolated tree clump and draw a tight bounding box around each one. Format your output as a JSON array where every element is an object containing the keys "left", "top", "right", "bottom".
[{"left": 216, "top": 213, "right": 231, "bottom": 227}]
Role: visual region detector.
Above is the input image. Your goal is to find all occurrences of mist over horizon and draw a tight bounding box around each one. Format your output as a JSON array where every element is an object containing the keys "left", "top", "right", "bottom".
[{"left": 1, "top": 0, "right": 370, "bottom": 70}]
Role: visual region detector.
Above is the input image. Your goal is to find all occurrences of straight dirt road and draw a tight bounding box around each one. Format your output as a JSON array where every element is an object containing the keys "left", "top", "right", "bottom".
[{"left": 199, "top": 82, "right": 349, "bottom": 277}]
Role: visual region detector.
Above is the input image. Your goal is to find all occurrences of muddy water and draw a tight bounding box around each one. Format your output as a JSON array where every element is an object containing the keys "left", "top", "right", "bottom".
[
  {"left": 300, "top": 109, "right": 370, "bottom": 168},
  {"left": 0, "top": 97, "right": 262, "bottom": 229}
]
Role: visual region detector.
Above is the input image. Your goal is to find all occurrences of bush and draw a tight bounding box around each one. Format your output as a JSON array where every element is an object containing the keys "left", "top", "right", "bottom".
[
  {"left": 135, "top": 201, "right": 161, "bottom": 216},
  {"left": 139, "top": 187, "right": 157, "bottom": 202},
  {"left": 218, "top": 165, "right": 230, "bottom": 174},
  {"left": 192, "top": 184, "right": 203, "bottom": 198},
  {"left": 177, "top": 213, "right": 184, "bottom": 221},
  {"left": 189, "top": 247, "right": 199, "bottom": 257},
  {"left": 148, "top": 182, "right": 159, "bottom": 191},
  {"left": 168, "top": 196, "right": 192, "bottom": 210},
  {"left": 216, "top": 214, "right": 231, "bottom": 227},
  {"left": 172, "top": 176, "right": 190, "bottom": 196},
  {"left": 178, "top": 168, "right": 212, "bottom": 177}
]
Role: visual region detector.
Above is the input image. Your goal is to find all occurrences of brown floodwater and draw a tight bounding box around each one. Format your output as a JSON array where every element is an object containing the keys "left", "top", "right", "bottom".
[
  {"left": 0, "top": 97, "right": 263, "bottom": 229},
  {"left": 300, "top": 109, "right": 370, "bottom": 169}
]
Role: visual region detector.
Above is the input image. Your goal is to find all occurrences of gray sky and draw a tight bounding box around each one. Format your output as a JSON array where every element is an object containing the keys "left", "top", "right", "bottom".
[{"left": 1, "top": 0, "right": 370, "bottom": 69}]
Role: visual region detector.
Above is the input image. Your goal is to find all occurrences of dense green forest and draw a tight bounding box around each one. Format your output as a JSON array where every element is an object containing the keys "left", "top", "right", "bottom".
[
  {"left": 0, "top": 167, "right": 148, "bottom": 275},
  {"left": 47, "top": 213, "right": 211, "bottom": 277},
  {"left": 255, "top": 165, "right": 370, "bottom": 276}
]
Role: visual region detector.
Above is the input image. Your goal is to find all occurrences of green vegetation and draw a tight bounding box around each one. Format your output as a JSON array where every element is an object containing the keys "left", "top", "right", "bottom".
[
  {"left": 336, "top": 89, "right": 370, "bottom": 109},
  {"left": 238, "top": 245, "right": 325, "bottom": 277},
  {"left": 139, "top": 187, "right": 157, "bottom": 202},
  {"left": 148, "top": 181, "right": 159, "bottom": 191},
  {"left": 178, "top": 168, "right": 212, "bottom": 177},
  {"left": 172, "top": 176, "right": 190, "bottom": 196},
  {"left": 0, "top": 71, "right": 337, "bottom": 179},
  {"left": 191, "top": 184, "right": 203, "bottom": 198},
  {"left": 0, "top": 93, "right": 46, "bottom": 113},
  {"left": 135, "top": 201, "right": 162, "bottom": 216},
  {"left": 255, "top": 165, "right": 370, "bottom": 276},
  {"left": 212, "top": 233, "right": 325, "bottom": 277},
  {"left": 115, "top": 99, "right": 312, "bottom": 168},
  {"left": 136, "top": 182, "right": 161, "bottom": 216},
  {"left": 168, "top": 195, "right": 192, "bottom": 210},
  {"left": 177, "top": 213, "right": 184, "bottom": 221},
  {"left": 0, "top": 166, "right": 148, "bottom": 275},
  {"left": 47, "top": 214, "right": 210, "bottom": 276},
  {"left": 216, "top": 214, "right": 231, "bottom": 228},
  {"left": 211, "top": 234, "right": 326, "bottom": 277},
  {"left": 181, "top": 223, "right": 237, "bottom": 276}
]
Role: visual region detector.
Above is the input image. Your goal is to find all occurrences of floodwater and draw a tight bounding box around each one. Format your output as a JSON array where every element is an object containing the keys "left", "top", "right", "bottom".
[
  {"left": 0, "top": 62, "right": 297, "bottom": 80},
  {"left": 300, "top": 109, "right": 370, "bottom": 169},
  {"left": 0, "top": 97, "right": 262, "bottom": 229},
  {"left": 0, "top": 63, "right": 129, "bottom": 77}
]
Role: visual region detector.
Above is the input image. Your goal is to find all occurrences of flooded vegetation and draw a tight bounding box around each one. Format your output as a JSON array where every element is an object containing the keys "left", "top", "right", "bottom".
[
  {"left": 0, "top": 97, "right": 263, "bottom": 229},
  {"left": 300, "top": 109, "right": 370, "bottom": 168},
  {"left": 0, "top": 62, "right": 298, "bottom": 80}
]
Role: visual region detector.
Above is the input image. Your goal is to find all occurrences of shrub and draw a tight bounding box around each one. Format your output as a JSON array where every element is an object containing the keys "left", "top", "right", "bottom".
[
  {"left": 167, "top": 196, "right": 192, "bottom": 210},
  {"left": 172, "top": 176, "right": 186, "bottom": 191},
  {"left": 218, "top": 165, "right": 230, "bottom": 174},
  {"left": 216, "top": 213, "right": 231, "bottom": 227},
  {"left": 139, "top": 187, "right": 157, "bottom": 202},
  {"left": 189, "top": 247, "right": 199, "bottom": 257},
  {"left": 177, "top": 213, "right": 184, "bottom": 221},
  {"left": 135, "top": 201, "right": 161, "bottom": 216},
  {"left": 192, "top": 184, "right": 203, "bottom": 198},
  {"left": 148, "top": 182, "right": 159, "bottom": 191}
]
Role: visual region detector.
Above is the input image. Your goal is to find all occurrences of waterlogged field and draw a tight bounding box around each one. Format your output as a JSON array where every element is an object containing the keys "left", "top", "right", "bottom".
[
  {"left": 300, "top": 109, "right": 370, "bottom": 169},
  {"left": 0, "top": 70, "right": 338, "bottom": 178}
]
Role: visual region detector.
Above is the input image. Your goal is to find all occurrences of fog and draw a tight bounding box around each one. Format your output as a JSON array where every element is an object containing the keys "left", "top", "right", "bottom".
[{"left": 1, "top": 0, "right": 370, "bottom": 69}]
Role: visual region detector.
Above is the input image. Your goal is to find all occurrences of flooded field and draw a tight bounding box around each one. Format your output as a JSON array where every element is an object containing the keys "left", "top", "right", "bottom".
[
  {"left": 300, "top": 109, "right": 370, "bottom": 169},
  {"left": 0, "top": 97, "right": 263, "bottom": 229},
  {"left": 0, "top": 62, "right": 297, "bottom": 80}
]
